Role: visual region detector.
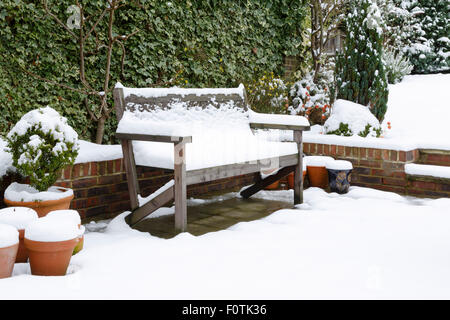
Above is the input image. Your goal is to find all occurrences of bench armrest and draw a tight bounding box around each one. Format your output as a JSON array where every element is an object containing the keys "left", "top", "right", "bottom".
[
  {"left": 249, "top": 111, "right": 310, "bottom": 131},
  {"left": 116, "top": 132, "right": 192, "bottom": 144}
]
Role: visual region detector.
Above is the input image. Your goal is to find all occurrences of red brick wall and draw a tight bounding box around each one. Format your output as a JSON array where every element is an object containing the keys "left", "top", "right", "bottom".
[
  {"left": 52, "top": 159, "right": 257, "bottom": 219},
  {"left": 304, "top": 143, "right": 450, "bottom": 198},
  {"left": 2, "top": 144, "right": 448, "bottom": 218}
]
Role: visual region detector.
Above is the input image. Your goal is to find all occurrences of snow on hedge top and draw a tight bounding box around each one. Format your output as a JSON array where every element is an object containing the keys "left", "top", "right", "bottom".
[
  {"left": 0, "top": 207, "right": 38, "bottom": 230},
  {"left": 5, "top": 182, "right": 74, "bottom": 202},
  {"left": 324, "top": 99, "right": 381, "bottom": 137},
  {"left": 116, "top": 82, "right": 245, "bottom": 99},
  {"left": 7, "top": 106, "right": 79, "bottom": 146},
  {"left": 25, "top": 217, "right": 80, "bottom": 242},
  {"left": 46, "top": 210, "right": 81, "bottom": 226},
  {"left": 0, "top": 224, "right": 19, "bottom": 248}
]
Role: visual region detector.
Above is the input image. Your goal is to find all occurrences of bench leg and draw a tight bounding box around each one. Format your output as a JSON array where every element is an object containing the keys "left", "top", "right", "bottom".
[
  {"left": 293, "top": 130, "right": 304, "bottom": 205},
  {"left": 174, "top": 142, "right": 187, "bottom": 232},
  {"left": 121, "top": 139, "right": 140, "bottom": 211}
]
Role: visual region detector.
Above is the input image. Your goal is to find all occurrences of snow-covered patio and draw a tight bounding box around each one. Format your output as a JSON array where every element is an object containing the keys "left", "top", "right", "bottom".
[{"left": 1, "top": 186, "right": 449, "bottom": 299}]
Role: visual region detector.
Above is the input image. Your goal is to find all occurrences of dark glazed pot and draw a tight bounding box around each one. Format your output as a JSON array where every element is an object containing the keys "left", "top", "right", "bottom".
[{"left": 327, "top": 169, "right": 352, "bottom": 194}]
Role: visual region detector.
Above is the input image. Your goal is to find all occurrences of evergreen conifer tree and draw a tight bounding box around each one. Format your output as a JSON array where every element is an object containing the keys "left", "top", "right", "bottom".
[
  {"left": 404, "top": 0, "right": 450, "bottom": 73},
  {"left": 335, "top": 0, "right": 389, "bottom": 122}
]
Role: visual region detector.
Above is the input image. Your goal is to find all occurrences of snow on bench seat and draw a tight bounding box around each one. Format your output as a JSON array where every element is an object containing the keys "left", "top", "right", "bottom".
[
  {"left": 116, "top": 85, "right": 301, "bottom": 171},
  {"left": 405, "top": 163, "right": 450, "bottom": 180}
]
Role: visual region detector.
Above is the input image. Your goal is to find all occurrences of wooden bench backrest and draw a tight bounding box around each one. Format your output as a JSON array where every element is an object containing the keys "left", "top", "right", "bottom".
[{"left": 114, "top": 84, "right": 249, "bottom": 122}]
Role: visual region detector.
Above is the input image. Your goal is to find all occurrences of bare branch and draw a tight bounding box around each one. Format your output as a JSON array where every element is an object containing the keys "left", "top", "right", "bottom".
[
  {"left": 42, "top": 0, "right": 78, "bottom": 39},
  {"left": 83, "top": 8, "right": 109, "bottom": 42}
]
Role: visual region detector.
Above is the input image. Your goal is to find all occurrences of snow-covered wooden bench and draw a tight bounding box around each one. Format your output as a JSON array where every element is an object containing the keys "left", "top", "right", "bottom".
[{"left": 113, "top": 83, "right": 310, "bottom": 232}]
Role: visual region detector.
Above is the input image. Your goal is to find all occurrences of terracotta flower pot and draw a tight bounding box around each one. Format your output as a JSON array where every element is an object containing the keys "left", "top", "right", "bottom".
[
  {"left": 16, "top": 229, "right": 28, "bottom": 263},
  {"left": 307, "top": 166, "right": 329, "bottom": 189},
  {"left": 0, "top": 207, "right": 38, "bottom": 263},
  {"left": 4, "top": 193, "right": 74, "bottom": 218},
  {"left": 287, "top": 171, "right": 307, "bottom": 189},
  {"left": 305, "top": 156, "right": 334, "bottom": 189},
  {"left": 0, "top": 243, "right": 19, "bottom": 279},
  {"left": 264, "top": 180, "right": 280, "bottom": 190},
  {"left": 24, "top": 238, "right": 78, "bottom": 276}
]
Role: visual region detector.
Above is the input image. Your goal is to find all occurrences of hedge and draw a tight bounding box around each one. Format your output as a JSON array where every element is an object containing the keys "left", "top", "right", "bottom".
[{"left": 0, "top": 0, "right": 307, "bottom": 143}]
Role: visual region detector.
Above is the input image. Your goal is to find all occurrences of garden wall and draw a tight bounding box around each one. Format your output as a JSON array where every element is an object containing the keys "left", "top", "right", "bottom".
[
  {"left": 304, "top": 143, "right": 450, "bottom": 198},
  {"left": 1, "top": 143, "right": 448, "bottom": 220},
  {"left": 50, "top": 160, "right": 257, "bottom": 219}
]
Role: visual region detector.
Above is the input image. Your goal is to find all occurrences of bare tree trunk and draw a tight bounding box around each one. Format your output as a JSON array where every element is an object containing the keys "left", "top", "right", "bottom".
[{"left": 95, "top": 116, "right": 106, "bottom": 144}]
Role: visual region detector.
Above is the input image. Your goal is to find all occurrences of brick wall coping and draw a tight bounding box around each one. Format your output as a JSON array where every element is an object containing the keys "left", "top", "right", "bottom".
[{"left": 303, "top": 134, "right": 450, "bottom": 152}]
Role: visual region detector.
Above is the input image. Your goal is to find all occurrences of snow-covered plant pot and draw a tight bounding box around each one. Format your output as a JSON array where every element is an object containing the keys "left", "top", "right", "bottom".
[
  {"left": 287, "top": 161, "right": 307, "bottom": 189},
  {"left": 0, "top": 224, "right": 19, "bottom": 279},
  {"left": 261, "top": 168, "right": 280, "bottom": 190},
  {"left": 324, "top": 100, "right": 382, "bottom": 137},
  {"left": 24, "top": 218, "right": 79, "bottom": 276},
  {"left": 4, "top": 107, "right": 79, "bottom": 217},
  {"left": 4, "top": 183, "right": 74, "bottom": 218},
  {"left": 0, "top": 207, "right": 38, "bottom": 262},
  {"left": 305, "top": 156, "right": 334, "bottom": 189},
  {"left": 46, "top": 210, "right": 84, "bottom": 255},
  {"left": 325, "top": 160, "right": 353, "bottom": 194}
]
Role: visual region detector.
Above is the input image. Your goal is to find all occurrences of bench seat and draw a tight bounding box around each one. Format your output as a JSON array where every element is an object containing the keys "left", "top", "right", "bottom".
[
  {"left": 113, "top": 83, "right": 309, "bottom": 231},
  {"left": 131, "top": 138, "right": 298, "bottom": 171}
]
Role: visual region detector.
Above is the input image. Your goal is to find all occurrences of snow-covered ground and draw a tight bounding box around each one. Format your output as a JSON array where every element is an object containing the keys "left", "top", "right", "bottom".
[
  {"left": 303, "top": 74, "right": 450, "bottom": 150},
  {"left": 1, "top": 186, "right": 450, "bottom": 299}
]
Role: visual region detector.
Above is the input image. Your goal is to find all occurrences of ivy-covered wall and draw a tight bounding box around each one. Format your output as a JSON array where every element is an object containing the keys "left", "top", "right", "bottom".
[{"left": 0, "top": 0, "right": 307, "bottom": 143}]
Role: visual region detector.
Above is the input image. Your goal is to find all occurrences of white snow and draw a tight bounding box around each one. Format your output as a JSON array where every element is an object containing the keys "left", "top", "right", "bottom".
[
  {"left": 0, "top": 207, "right": 38, "bottom": 230},
  {"left": 117, "top": 98, "right": 298, "bottom": 171},
  {"left": 6, "top": 107, "right": 79, "bottom": 167},
  {"left": 300, "top": 74, "right": 450, "bottom": 151},
  {"left": 118, "top": 83, "right": 245, "bottom": 99},
  {"left": 249, "top": 110, "right": 309, "bottom": 127},
  {"left": 74, "top": 141, "right": 122, "bottom": 164},
  {"left": 326, "top": 160, "right": 353, "bottom": 170},
  {"left": 138, "top": 180, "right": 174, "bottom": 207},
  {"left": 324, "top": 99, "right": 381, "bottom": 137},
  {"left": 0, "top": 224, "right": 19, "bottom": 248},
  {"left": 4, "top": 182, "right": 74, "bottom": 202},
  {"left": 1, "top": 187, "right": 450, "bottom": 298},
  {"left": 405, "top": 163, "right": 450, "bottom": 180},
  {"left": 0, "top": 138, "right": 14, "bottom": 177},
  {"left": 25, "top": 217, "right": 80, "bottom": 242},
  {"left": 381, "top": 74, "right": 450, "bottom": 150},
  {"left": 46, "top": 210, "right": 81, "bottom": 226},
  {"left": 304, "top": 156, "right": 334, "bottom": 167}
]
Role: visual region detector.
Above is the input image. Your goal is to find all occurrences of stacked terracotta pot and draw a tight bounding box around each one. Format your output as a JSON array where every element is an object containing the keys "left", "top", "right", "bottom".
[
  {"left": 25, "top": 217, "right": 80, "bottom": 276},
  {"left": 46, "top": 210, "right": 85, "bottom": 255},
  {"left": 0, "top": 207, "right": 38, "bottom": 263},
  {"left": 0, "top": 224, "right": 19, "bottom": 279},
  {"left": 0, "top": 207, "right": 84, "bottom": 277}
]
